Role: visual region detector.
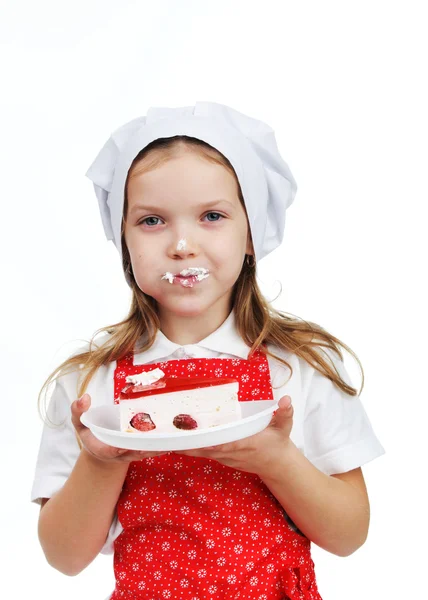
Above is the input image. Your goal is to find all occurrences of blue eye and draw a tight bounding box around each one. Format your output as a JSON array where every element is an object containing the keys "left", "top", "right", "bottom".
[
  {"left": 141, "top": 216, "right": 162, "bottom": 226},
  {"left": 204, "top": 212, "right": 223, "bottom": 222}
]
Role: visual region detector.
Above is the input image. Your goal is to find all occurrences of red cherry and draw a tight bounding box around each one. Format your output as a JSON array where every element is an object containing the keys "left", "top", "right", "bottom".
[
  {"left": 130, "top": 413, "right": 156, "bottom": 432},
  {"left": 173, "top": 414, "right": 198, "bottom": 430}
]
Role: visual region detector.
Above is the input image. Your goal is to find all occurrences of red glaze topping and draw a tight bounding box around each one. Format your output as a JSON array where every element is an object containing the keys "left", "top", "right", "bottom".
[
  {"left": 121, "top": 380, "right": 166, "bottom": 397},
  {"left": 120, "top": 377, "right": 238, "bottom": 400}
]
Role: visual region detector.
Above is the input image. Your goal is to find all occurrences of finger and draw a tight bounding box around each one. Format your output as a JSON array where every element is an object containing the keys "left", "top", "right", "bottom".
[
  {"left": 82, "top": 440, "right": 131, "bottom": 462},
  {"left": 108, "top": 448, "right": 135, "bottom": 461},
  {"left": 278, "top": 395, "right": 292, "bottom": 411},
  {"left": 176, "top": 449, "right": 208, "bottom": 458},
  {"left": 270, "top": 396, "right": 293, "bottom": 426},
  {"left": 70, "top": 393, "right": 91, "bottom": 433},
  {"left": 178, "top": 447, "right": 223, "bottom": 459},
  {"left": 113, "top": 449, "right": 170, "bottom": 460}
]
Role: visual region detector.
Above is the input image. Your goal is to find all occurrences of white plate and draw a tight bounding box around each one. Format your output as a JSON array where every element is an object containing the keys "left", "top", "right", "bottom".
[{"left": 80, "top": 400, "right": 278, "bottom": 451}]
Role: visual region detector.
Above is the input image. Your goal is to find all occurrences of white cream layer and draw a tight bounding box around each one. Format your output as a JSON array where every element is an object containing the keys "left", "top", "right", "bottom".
[{"left": 119, "top": 382, "right": 241, "bottom": 433}]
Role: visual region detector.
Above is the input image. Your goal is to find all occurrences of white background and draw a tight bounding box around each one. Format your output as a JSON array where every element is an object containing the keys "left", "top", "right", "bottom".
[{"left": 1, "top": 0, "right": 426, "bottom": 598}]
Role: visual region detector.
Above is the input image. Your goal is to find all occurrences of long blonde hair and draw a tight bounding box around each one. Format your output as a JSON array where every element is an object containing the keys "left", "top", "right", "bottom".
[{"left": 38, "top": 136, "right": 363, "bottom": 421}]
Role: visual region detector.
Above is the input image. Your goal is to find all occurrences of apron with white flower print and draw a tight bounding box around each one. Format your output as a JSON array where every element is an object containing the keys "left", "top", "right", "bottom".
[{"left": 110, "top": 349, "right": 322, "bottom": 600}]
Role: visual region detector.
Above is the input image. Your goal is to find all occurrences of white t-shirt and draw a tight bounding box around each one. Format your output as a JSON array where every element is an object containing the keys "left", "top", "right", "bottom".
[{"left": 31, "top": 311, "right": 385, "bottom": 554}]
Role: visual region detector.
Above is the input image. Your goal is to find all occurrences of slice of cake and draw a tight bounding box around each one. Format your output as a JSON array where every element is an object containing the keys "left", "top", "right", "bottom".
[{"left": 119, "top": 368, "right": 241, "bottom": 433}]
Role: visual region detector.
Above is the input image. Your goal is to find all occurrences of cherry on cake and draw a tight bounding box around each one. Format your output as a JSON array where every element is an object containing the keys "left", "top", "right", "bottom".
[{"left": 119, "top": 368, "right": 241, "bottom": 433}]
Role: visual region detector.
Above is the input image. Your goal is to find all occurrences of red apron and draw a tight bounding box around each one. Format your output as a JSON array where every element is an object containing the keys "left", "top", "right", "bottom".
[{"left": 110, "top": 350, "right": 322, "bottom": 600}]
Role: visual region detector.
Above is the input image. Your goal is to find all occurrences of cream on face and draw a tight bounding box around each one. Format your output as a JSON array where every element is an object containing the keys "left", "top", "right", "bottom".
[
  {"left": 177, "top": 238, "right": 187, "bottom": 251},
  {"left": 161, "top": 267, "right": 210, "bottom": 288}
]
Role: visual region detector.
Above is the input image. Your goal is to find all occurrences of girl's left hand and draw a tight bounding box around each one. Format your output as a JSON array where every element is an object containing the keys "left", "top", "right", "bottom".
[{"left": 176, "top": 395, "right": 294, "bottom": 478}]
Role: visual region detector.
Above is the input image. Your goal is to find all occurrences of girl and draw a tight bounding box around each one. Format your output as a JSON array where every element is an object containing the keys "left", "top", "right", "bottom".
[{"left": 32, "top": 102, "right": 385, "bottom": 600}]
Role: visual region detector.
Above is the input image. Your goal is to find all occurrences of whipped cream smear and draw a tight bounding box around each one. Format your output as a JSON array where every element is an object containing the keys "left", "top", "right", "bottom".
[
  {"left": 126, "top": 368, "right": 165, "bottom": 386},
  {"left": 161, "top": 267, "right": 210, "bottom": 288}
]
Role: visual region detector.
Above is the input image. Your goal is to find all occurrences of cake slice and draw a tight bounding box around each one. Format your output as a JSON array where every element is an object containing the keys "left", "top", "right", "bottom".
[{"left": 119, "top": 368, "right": 241, "bottom": 433}]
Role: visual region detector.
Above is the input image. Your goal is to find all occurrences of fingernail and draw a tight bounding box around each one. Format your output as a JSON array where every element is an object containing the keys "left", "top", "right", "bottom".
[{"left": 284, "top": 396, "right": 292, "bottom": 408}]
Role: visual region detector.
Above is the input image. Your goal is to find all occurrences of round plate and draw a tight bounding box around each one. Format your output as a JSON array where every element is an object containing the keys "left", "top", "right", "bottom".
[{"left": 80, "top": 400, "right": 277, "bottom": 451}]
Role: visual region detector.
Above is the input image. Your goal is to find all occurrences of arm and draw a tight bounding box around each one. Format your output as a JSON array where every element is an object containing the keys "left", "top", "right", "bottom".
[
  {"left": 179, "top": 396, "right": 371, "bottom": 557},
  {"left": 39, "top": 449, "right": 128, "bottom": 576},
  {"left": 38, "top": 393, "right": 167, "bottom": 576},
  {"left": 259, "top": 441, "right": 370, "bottom": 557}
]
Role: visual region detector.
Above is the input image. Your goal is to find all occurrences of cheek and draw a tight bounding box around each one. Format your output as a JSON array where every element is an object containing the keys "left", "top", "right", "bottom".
[
  {"left": 210, "top": 234, "right": 246, "bottom": 275},
  {"left": 212, "top": 222, "right": 248, "bottom": 254},
  {"left": 228, "top": 226, "right": 249, "bottom": 260},
  {"left": 132, "top": 261, "right": 164, "bottom": 298},
  {"left": 132, "top": 252, "right": 160, "bottom": 277},
  {"left": 127, "top": 232, "right": 158, "bottom": 266},
  {"left": 127, "top": 242, "right": 161, "bottom": 288}
]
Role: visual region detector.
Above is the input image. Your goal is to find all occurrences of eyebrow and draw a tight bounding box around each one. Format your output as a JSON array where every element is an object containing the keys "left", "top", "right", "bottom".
[{"left": 129, "top": 199, "right": 236, "bottom": 216}]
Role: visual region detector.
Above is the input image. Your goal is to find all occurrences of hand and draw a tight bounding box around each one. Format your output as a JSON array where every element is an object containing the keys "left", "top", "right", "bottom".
[
  {"left": 177, "top": 395, "right": 294, "bottom": 477},
  {"left": 71, "top": 393, "right": 168, "bottom": 463}
]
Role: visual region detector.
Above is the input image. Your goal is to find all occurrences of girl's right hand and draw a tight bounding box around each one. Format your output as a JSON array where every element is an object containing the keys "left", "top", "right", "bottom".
[{"left": 71, "top": 393, "right": 168, "bottom": 463}]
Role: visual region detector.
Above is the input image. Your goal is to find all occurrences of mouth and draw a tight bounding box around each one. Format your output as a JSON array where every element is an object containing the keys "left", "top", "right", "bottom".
[{"left": 161, "top": 267, "right": 210, "bottom": 288}]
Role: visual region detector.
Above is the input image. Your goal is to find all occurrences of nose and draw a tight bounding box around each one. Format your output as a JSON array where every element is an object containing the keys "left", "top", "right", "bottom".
[{"left": 167, "top": 234, "right": 199, "bottom": 260}]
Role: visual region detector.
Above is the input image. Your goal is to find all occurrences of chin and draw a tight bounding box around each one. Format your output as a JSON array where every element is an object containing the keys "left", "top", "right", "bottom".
[
  {"left": 166, "top": 302, "right": 209, "bottom": 318},
  {"left": 160, "top": 294, "right": 223, "bottom": 318}
]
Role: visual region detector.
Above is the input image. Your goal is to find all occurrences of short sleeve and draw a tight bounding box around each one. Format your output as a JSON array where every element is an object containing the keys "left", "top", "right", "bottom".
[
  {"left": 31, "top": 358, "right": 122, "bottom": 555},
  {"left": 303, "top": 349, "right": 385, "bottom": 475},
  {"left": 31, "top": 372, "right": 81, "bottom": 505}
]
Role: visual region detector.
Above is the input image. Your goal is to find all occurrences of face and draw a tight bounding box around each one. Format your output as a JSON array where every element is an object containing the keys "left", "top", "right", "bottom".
[{"left": 124, "top": 151, "right": 253, "bottom": 326}]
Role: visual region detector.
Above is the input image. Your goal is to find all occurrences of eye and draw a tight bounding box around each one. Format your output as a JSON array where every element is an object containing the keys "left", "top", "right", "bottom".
[
  {"left": 204, "top": 212, "right": 224, "bottom": 222},
  {"left": 139, "top": 216, "right": 163, "bottom": 227}
]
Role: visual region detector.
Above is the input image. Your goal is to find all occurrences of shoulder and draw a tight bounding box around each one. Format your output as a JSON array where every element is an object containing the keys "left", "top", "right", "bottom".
[
  {"left": 264, "top": 343, "right": 308, "bottom": 414},
  {"left": 264, "top": 342, "right": 315, "bottom": 385},
  {"left": 67, "top": 331, "right": 113, "bottom": 358},
  {"left": 265, "top": 342, "right": 355, "bottom": 406},
  {"left": 53, "top": 332, "right": 116, "bottom": 404},
  {"left": 266, "top": 341, "right": 350, "bottom": 379}
]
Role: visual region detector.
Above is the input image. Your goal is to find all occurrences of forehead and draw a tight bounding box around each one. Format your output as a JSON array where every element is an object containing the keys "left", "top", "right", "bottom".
[{"left": 127, "top": 152, "right": 240, "bottom": 205}]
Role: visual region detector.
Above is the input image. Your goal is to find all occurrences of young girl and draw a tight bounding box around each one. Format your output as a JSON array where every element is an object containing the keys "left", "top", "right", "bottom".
[{"left": 32, "top": 102, "right": 384, "bottom": 600}]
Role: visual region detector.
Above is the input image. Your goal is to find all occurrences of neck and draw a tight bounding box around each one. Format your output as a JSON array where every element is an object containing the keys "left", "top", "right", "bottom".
[{"left": 158, "top": 309, "right": 232, "bottom": 345}]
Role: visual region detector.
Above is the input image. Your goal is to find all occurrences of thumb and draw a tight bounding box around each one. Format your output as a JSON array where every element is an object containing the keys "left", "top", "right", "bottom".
[
  {"left": 71, "top": 393, "right": 91, "bottom": 432},
  {"left": 72, "top": 393, "right": 91, "bottom": 418},
  {"left": 77, "top": 393, "right": 91, "bottom": 412},
  {"left": 271, "top": 396, "right": 293, "bottom": 427}
]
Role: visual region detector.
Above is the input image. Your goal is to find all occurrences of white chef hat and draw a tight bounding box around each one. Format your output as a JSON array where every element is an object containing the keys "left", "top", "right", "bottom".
[{"left": 85, "top": 101, "right": 297, "bottom": 274}]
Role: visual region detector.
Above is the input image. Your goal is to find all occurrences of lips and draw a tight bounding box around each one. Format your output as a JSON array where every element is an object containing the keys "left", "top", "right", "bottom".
[
  {"left": 175, "top": 275, "right": 199, "bottom": 288},
  {"left": 161, "top": 267, "right": 210, "bottom": 288}
]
